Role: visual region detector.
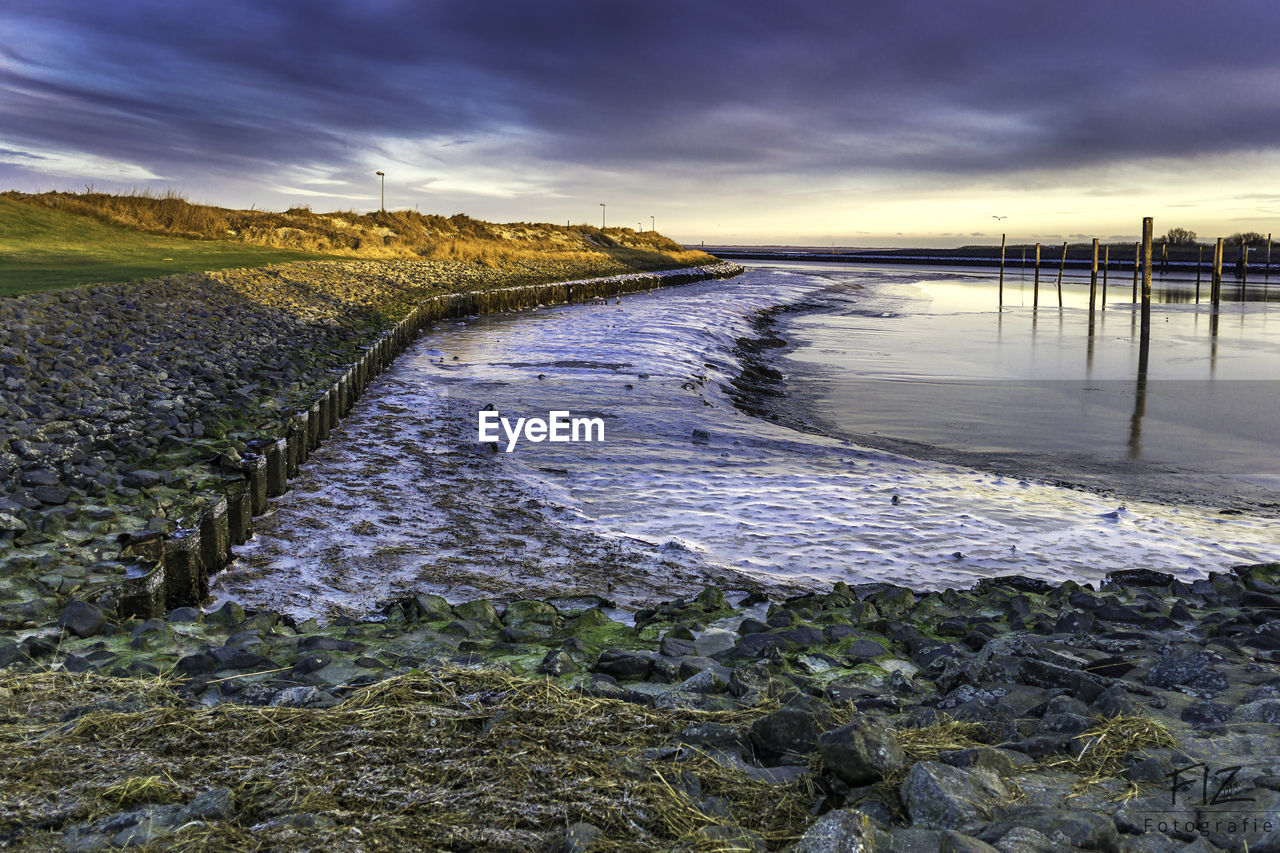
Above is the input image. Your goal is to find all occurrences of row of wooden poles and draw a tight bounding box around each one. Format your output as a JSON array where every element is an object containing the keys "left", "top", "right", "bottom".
[{"left": 996, "top": 229, "right": 1273, "bottom": 310}]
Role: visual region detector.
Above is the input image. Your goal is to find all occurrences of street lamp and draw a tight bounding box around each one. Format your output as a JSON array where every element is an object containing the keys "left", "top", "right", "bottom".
[
  {"left": 375, "top": 171, "right": 385, "bottom": 212},
  {"left": 600, "top": 203, "right": 606, "bottom": 229}
]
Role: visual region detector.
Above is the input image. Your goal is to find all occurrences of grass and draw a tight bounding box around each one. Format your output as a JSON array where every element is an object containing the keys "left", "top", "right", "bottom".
[
  {"left": 0, "top": 196, "right": 323, "bottom": 297},
  {"left": 0, "top": 190, "right": 715, "bottom": 297}
]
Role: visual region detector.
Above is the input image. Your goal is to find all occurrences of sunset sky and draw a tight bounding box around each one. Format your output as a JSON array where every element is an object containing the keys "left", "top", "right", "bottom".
[{"left": 2, "top": 0, "right": 1278, "bottom": 247}]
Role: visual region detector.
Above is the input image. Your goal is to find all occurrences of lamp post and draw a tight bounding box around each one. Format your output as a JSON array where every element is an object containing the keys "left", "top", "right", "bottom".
[
  {"left": 600, "top": 203, "right": 606, "bottom": 229},
  {"left": 375, "top": 171, "right": 385, "bottom": 212}
]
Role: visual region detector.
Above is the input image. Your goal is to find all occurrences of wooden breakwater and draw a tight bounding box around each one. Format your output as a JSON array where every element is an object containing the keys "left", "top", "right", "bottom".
[{"left": 112, "top": 262, "right": 743, "bottom": 617}]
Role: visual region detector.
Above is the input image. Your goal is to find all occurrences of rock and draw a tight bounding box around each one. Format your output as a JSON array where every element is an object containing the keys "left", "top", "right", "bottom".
[
  {"left": 502, "top": 599, "right": 558, "bottom": 626},
  {"left": 846, "top": 639, "right": 890, "bottom": 662},
  {"left": 452, "top": 599, "right": 499, "bottom": 625},
  {"left": 593, "top": 649, "right": 653, "bottom": 681},
  {"left": 180, "top": 787, "right": 236, "bottom": 821},
  {"left": 57, "top": 599, "right": 105, "bottom": 638},
  {"left": 694, "top": 824, "right": 766, "bottom": 851},
  {"left": 979, "top": 808, "right": 1118, "bottom": 853},
  {"left": 1145, "top": 652, "right": 1228, "bottom": 697},
  {"left": 694, "top": 628, "right": 738, "bottom": 657},
  {"left": 538, "top": 650, "right": 578, "bottom": 676},
  {"left": 122, "top": 469, "right": 164, "bottom": 488},
  {"left": 660, "top": 635, "right": 697, "bottom": 657},
  {"left": 271, "top": 686, "right": 324, "bottom": 707},
  {"left": 794, "top": 809, "right": 877, "bottom": 852},
  {"left": 555, "top": 821, "right": 604, "bottom": 853},
  {"left": 165, "top": 606, "right": 202, "bottom": 623},
  {"left": 1180, "top": 700, "right": 1233, "bottom": 728},
  {"left": 900, "top": 761, "right": 1009, "bottom": 833},
  {"left": 940, "top": 832, "right": 1001, "bottom": 853},
  {"left": 206, "top": 601, "right": 245, "bottom": 626},
  {"left": 677, "top": 667, "right": 725, "bottom": 695},
  {"left": 818, "top": 717, "right": 907, "bottom": 785},
  {"left": 749, "top": 706, "right": 820, "bottom": 765},
  {"left": 1237, "top": 698, "right": 1280, "bottom": 724},
  {"left": 988, "top": 826, "right": 1071, "bottom": 852},
  {"left": 31, "top": 485, "right": 70, "bottom": 505}
]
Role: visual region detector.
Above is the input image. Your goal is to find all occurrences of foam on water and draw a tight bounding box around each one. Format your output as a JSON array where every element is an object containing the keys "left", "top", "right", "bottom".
[{"left": 211, "top": 265, "right": 1280, "bottom": 618}]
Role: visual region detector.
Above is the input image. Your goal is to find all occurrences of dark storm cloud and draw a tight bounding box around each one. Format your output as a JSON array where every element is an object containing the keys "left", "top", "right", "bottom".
[{"left": 2, "top": 0, "right": 1278, "bottom": 186}]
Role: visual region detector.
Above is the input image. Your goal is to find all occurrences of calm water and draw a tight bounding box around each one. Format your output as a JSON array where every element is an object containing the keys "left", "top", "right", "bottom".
[{"left": 210, "top": 263, "right": 1280, "bottom": 618}]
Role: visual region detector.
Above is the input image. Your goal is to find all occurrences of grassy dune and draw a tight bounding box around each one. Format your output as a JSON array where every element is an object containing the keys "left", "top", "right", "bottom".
[
  {"left": 0, "top": 191, "right": 712, "bottom": 297},
  {"left": 0, "top": 196, "right": 324, "bottom": 297}
]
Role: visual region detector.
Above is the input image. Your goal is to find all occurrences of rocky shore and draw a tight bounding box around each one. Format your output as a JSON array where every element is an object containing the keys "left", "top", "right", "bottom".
[
  {"left": 0, "top": 256, "right": 737, "bottom": 633},
  {"left": 3, "top": 564, "right": 1280, "bottom": 850},
  {"left": 5, "top": 256, "right": 1280, "bottom": 851}
]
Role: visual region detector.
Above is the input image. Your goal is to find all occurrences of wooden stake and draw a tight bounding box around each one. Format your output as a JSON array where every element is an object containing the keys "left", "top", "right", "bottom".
[
  {"left": 1132, "top": 242, "right": 1139, "bottom": 301},
  {"left": 1089, "top": 238, "right": 1099, "bottom": 314},
  {"left": 1241, "top": 238, "right": 1249, "bottom": 289},
  {"left": 999, "top": 233, "right": 1006, "bottom": 308},
  {"left": 1196, "top": 244, "right": 1202, "bottom": 301},
  {"left": 1160, "top": 241, "right": 1168, "bottom": 274},
  {"left": 1102, "top": 245, "right": 1110, "bottom": 309},
  {"left": 1141, "top": 218, "right": 1153, "bottom": 344},
  {"left": 1056, "top": 241, "right": 1067, "bottom": 307},
  {"left": 1034, "top": 242, "right": 1041, "bottom": 308},
  {"left": 1212, "top": 237, "right": 1223, "bottom": 306}
]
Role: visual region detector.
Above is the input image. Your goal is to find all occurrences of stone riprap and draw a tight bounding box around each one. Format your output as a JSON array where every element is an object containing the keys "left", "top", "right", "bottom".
[
  {"left": 4, "top": 565, "right": 1280, "bottom": 850},
  {"left": 0, "top": 258, "right": 742, "bottom": 632}
]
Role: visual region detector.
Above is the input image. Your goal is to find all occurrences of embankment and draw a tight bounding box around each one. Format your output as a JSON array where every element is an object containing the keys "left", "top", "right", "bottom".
[{"left": 0, "top": 258, "right": 741, "bottom": 630}]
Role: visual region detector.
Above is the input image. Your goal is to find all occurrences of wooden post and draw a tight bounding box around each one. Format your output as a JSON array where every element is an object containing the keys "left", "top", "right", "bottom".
[
  {"left": 1195, "top": 244, "right": 1202, "bottom": 301},
  {"left": 1089, "top": 238, "right": 1099, "bottom": 313},
  {"left": 1102, "top": 245, "right": 1109, "bottom": 309},
  {"left": 1141, "top": 218, "right": 1153, "bottom": 343},
  {"left": 1241, "top": 238, "right": 1249, "bottom": 289},
  {"left": 1132, "top": 242, "right": 1139, "bottom": 301},
  {"left": 1034, "top": 242, "right": 1041, "bottom": 308},
  {"left": 1212, "top": 237, "right": 1223, "bottom": 306},
  {"left": 998, "top": 233, "right": 1006, "bottom": 308},
  {"left": 1268, "top": 233, "right": 1273, "bottom": 275},
  {"left": 1056, "top": 241, "right": 1067, "bottom": 307},
  {"left": 1160, "top": 241, "right": 1168, "bottom": 274}
]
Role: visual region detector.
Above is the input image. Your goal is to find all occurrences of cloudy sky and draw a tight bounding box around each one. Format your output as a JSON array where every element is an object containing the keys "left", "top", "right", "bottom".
[{"left": 2, "top": 0, "right": 1278, "bottom": 246}]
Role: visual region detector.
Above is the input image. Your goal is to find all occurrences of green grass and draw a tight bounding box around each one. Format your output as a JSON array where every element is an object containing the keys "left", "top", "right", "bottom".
[{"left": 0, "top": 196, "right": 322, "bottom": 297}]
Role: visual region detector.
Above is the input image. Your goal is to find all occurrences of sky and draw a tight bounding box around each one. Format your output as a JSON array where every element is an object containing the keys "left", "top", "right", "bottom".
[{"left": 2, "top": 0, "right": 1278, "bottom": 247}]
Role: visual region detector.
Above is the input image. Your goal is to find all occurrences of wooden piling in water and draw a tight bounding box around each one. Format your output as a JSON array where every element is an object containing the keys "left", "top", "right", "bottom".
[
  {"left": 1196, "top": 245, "right": 1203, "bottom": 301},
  {"left": 1056, "top": 241, "right": 1067, "bottom": 307},
  {"left": 1241, "top": 238, "right": 1249, "bottom": 289},
  {"left": 1102, "top": 245, "right": 1109, "bottom": 309},
  {"left": 1267, "top": 233, "right": 1273, "bottom": 275},
  {"left": 1033, "top": 243, "right": 1041, "bottom": 307},
  {"left": 1140, "top": 218, "right": 1153, "bottom": 344},
  {"left": 1089, "top": 238, "right": 1099, "bottom": 313},
  {"left": 1212, "top": 237, "right": 1223, "bottom": 306},
  {"left": 998, "top": 233, "right": 1006, "bottom": 308},
  {"left": 1160, "top": 241, "right": 1168, "bottom": 274},
  {"left": 1132, "top": 242, "right": 1139, "bottom": 302}
]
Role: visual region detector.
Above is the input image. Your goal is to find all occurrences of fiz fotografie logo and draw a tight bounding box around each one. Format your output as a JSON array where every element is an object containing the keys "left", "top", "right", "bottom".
[
  {"left": 477, "top": 410, "right": 605, "bottom": 452},
  {"left": 1140, "top": 762, "right": 1274, "bottom": 840}
]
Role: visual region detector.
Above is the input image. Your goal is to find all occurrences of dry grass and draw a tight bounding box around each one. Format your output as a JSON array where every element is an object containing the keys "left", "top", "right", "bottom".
[
  {"left": 3, "top": 190, "right": 713, "bottom": 271},
  {"left": 0, "top": 667, "right": 813, "bottom": 851},
  {"left": 1045, "top": 714, "right": 1178, "bottom": 798}
]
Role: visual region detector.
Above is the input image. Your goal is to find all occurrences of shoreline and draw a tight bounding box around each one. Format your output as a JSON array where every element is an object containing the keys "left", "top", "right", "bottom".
[{"left": 726, "top": 292, "right": 1280, "bottom": 519}]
